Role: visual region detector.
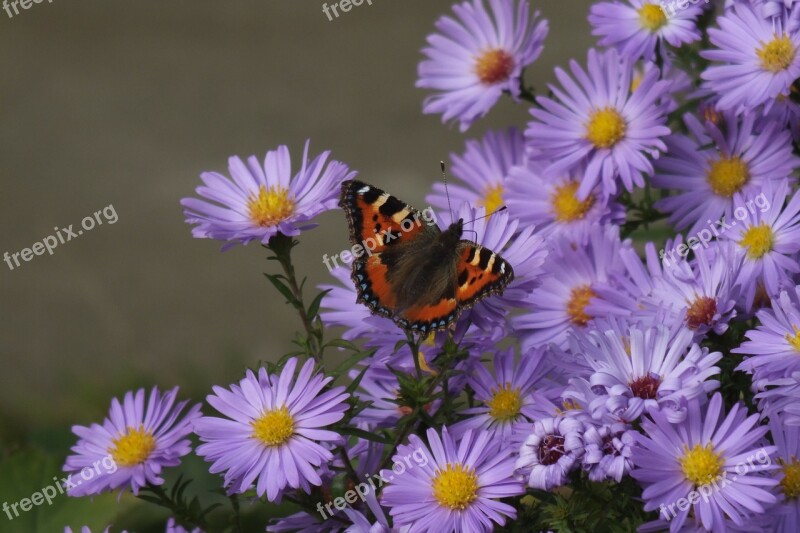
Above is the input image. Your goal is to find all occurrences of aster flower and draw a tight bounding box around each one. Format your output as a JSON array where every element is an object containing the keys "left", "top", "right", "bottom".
[
  {"left": 194, "top": 357, "right": 349, "bottom": 501},
  {"left": 515, "top": 415, "right": 585, "bottom": 490},
  {"left": 514, "top": 224, "right": 630, "bottom": 350},
  {"left": 582, "top": 421, "right": 636, "bottom": 482},
  {"left": 181, "top": 140, "right": 355, "bottom": 248},
  {"left": 526, "top": 47, "right": 671, "bottom": 200},
  {"left": 505, "top": 160, "right": 625, "bottom": 246},
  {"left": 766, "top": 417, "right": 800, "bottom": 531},
  {"left": 417, "top": 0, "right": 549, "bottom": 131},
  {"left": 756, "top": 372, "right": 800, "bottom": 425},
  {"left": 589, "top": 0, "right": 702, "bottom": 62},
  {"left": 449, "top": 347, "right": 558, "bottom": 444},
  {"left": 735, "top": 286, "right": 800, "bottom": 385},
  {"left": 631, "top": 393, "right": 777, "bottom": 532},
  {"left": 577, "top": 325, "right": 721, "bottom": 423},
  {"left": 427, "top": 128, "right": 525, "bottom": 215},
  {"left": 723, "top": 179, "right": 800, "bottom": 310},
  {"left": 607, "top": 241, "right": 741, "bottom": 337},
  {"left": 702, "top": 2, "right": 800, "bottom": 112},
  {"left": 63, "top": 387, "right": 200, "bottom": 496},
  {"left": 653, "top": 112, "right": 799, "bottom": 235},
  {"left": 380, "top": 427, "right": 524, "bottom": 532},
  {"left": 64, "top": 528, "right": 115, "bottom": 533}
]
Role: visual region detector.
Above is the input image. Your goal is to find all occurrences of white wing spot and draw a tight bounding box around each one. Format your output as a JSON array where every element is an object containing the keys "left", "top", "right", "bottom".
[{"left": 357, "top": 186, "right": 370, "bottom": 194}]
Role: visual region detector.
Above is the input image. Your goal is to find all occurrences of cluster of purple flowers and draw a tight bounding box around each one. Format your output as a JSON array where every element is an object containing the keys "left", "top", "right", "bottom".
[{"left": 61, "top": 0, "right": 800, "bottom": 531}]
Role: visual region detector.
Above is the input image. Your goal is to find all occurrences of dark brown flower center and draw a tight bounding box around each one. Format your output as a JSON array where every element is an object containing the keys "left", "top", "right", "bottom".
[
  {"left": 629, "top": 374, "right": 661, "bottom": 400},
  {"left": 538, "top": 434, "right": 566, "bottom": 465}
]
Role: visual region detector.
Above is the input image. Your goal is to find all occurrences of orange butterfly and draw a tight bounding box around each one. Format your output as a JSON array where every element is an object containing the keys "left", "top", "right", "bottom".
[{"left": 339, "top": 180, "right": 514, "bottom": 334}]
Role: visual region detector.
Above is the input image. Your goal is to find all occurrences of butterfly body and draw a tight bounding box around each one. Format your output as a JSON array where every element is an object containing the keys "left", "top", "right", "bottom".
[{"left": 339, "top": 180, "right": 513, "bottom": 334}]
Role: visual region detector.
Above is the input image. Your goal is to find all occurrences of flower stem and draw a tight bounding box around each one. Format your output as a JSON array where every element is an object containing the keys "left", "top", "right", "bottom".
[{"left": 265, "top": 233, "right": 325, "bottom": 365}]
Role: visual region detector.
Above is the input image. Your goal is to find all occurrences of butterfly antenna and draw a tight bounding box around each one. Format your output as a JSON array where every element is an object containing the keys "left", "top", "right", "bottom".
[
  {"left": 464, "top": 206, "right": 507, "bottom": 226},
  {"left": 441, "top": 161, "right": 454, "bottom": 223}
]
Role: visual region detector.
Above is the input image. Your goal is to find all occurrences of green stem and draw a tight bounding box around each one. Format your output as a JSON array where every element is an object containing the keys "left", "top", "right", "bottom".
[
  {"left": 266, "top": 233, "right": 324, "bottom": 365},
  {"left": 230, "top": 493, "right": 243, "bottom": 533}
]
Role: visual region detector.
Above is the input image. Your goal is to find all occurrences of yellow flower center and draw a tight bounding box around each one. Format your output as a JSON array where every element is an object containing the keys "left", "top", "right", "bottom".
[
  {"left": 785, "top": 325, "right": 800, "bottom": 351},
  {"left": 567, "top": 285, "right": 596, "bottom": 326},
  {"left": 109, "top": 425, "right": 156, "bottom": 467},
  {"left": 638, "top": 4, "right": 668, "bottom": 32},
  {"left": 757, "top": 35, "right": 796, "bottom": 73},
  {"left": 479, "top": 184, "right": 504, "bottom": 215},
  {"left": 680, "top": 443, "right": 724, "bottom": 487},
  {"left": 739, "top": 223, "right": 774, "bottom": 259},
  {"left": 706, "top": 156, "right": 749, "bottom": 197},
  {"left": 432, "top": 463, "right": 479, "bottom": 510},
  {"left": 551, "top": 182, "right": 595, "bottom": 222},
  {"left": 474, "top": 49, "right": 515, "bottom": 85},
  {"left": 252, "top": 406, "right": 295, "bottom": 447},
  {"left": 487, "top": 383, "right": 522, "bottom": 422},
  {"left": 247, "top": 185, "right": 295, "bottom": 227},
  {"left": 586, "top": 107, "right": 627, "bottom": 149},
  {"left": 779, "top": 457, "right": 800, "bottom": 499},
  {"left": 555, "top": 398, "right": 582, "bottom": 415}
]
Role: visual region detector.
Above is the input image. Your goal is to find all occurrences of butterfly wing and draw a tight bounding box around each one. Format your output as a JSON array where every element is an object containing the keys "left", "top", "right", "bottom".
[
  {"left": 340, "top": 180, "right": 435, "bottom": 252},
  {"left": 396, "top": 242, "right": 514, "bottom": 334},
  {"left": 339, "top": 180, "right": 440, "bottom": 320}
]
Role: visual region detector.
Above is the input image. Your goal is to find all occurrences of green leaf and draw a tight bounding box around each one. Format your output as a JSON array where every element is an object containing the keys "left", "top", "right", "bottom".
[
  {"left": 306, "top": 290, "right": 331, "bottom": 321},
  {"left": 263, "top": 273, "right": 297, "bottom": 305}
]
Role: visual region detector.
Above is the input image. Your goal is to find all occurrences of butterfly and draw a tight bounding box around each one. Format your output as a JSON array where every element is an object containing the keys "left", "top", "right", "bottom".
[{"left": 339, "top": 179, "right": 514, "bottom": 334}]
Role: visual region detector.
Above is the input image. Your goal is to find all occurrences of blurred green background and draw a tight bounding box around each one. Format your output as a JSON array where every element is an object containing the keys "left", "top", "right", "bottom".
[{"left": 0, "top": 0, "right": 595, "bottom": 529}]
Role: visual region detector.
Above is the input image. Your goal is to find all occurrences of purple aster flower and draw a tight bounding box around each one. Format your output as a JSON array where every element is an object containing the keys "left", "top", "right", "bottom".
[
  {"left": 589, "top": 0, "right": 702, "bottom": 62},
  {"left": 64, "top": 528, "right": 116, "bottom": 533},
  {"left": 426, "top": 128, "right": 525, "bottom": 216},
  {"left": 631, "top": 393, "right": 778, "bottom": 532},
  {"left": 417, "top": 0, "right": 549, "bottom": 131},
  {"left": 514, "top": 224, "right": 630, "bottom": 350},
  {"left": 766, "top": 417, "right": 800, "bottom": 530},
  {"left": 166, "top": 519, "right": 203, "bottom": 533},
  {"left": 181, "top": 140, "right": 355, "bottom": 248},
  {"left": 577, "top": 324, "right": 721, "bottom": 423},
  {"left": 526, "top": 47, "right": 671, "bottom": 200},
  {"left": 582, "top": 421, "right": 636, "bottom": 482},
  {"left": 63, "top": 387, "right": 200, "bottom": 496},
  {"left": 515, "top": 415, "right": 585, "bottom": 490},
  {"left": 602, "top": 241, "right": 741, "bottom": 337},
  {"left": 194, "top": 357, "right": 349, "bottom": 501},
  {"left": 449, "top": 347, "right": 558, "bottom": 444},
  {"left": 505, "top": 160, "right": 625, "bottom": 246},
  {"left": 723, "top": 179, "right": 800, "bottom": 311},
  {"left": 756, "top": 371, "right": 800, "bottom": 425},
  {"left": 653, "top": 112, "right": 799, "bottom": 235},
  {"left": 702, "top": 2, "right": 800, "bottom": 112},
  {"left": 735, "top": 286, "right": 800, "bottom": 385},
  {"left": 381, "top": 427, "right": 524, "bottom": 532}
]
